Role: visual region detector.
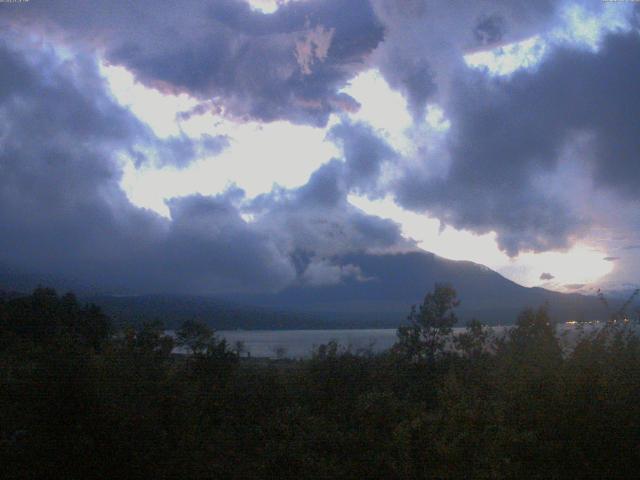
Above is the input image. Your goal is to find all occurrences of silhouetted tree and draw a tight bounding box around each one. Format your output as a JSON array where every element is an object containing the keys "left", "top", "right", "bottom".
[
  {"left": 395, "top": 283, "right": 459, "bottom": 363},
  {"left": 3, "top": 284, "right": 640, "bottom": 478},
  {"left": 454, "top": 318, "right": 493, "bottom": 359},
  {"left": 176, "top": 319, "right": 215, "bottom": 355}
]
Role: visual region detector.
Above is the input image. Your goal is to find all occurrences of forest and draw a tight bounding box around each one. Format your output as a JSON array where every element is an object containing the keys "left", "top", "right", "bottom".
[{"left": 2, "top": 285, "right": 640, "bottom": 479}]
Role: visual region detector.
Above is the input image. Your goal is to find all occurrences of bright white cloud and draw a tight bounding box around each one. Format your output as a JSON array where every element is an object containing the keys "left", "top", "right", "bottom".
[
  {"left": 340, "top": 69, "right": 414, "bottom": 155},
  {"left": 464, "top": 2, "right": 634, "bottom": 77},
  {"left": 349, "top": 194, "right": 509, "bottom": 266},
  {"left": 340, "top": 68, "right": 451, "bottom": 191},
  {"left": 553, "top": 2, "right": 633, "bottom": 50},
  {"left": 246, "top": 0, "right": 299, "bottom": 14},
  {"left": 509, "top": 245, "right": 614, "bottom": 292},
  {"left": 120, "top": 117, "right": 340, "bottom": 217},
  {"left": 465, "top": 35, "right": 547, "bottom": 76},
  {"left": 424, "top": 105, "right": 451, "bottom": 132},
  {"left": 349, "top": 195, "right": 613, "bottom": 291},
  {"left": 101, "top": 64, "right": 197, "bottom": 138},
  {"left": 103, "top": 63, "right": 340, "bottom": 217}
]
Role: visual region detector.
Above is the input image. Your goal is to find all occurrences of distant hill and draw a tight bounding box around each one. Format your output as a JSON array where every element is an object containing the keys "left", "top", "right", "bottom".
[
  {"left": 81, "top": 294, "right": 331, "bottom": 330},
  {"left": 1, "top": 251, "right": 631, "bottom": 329}
]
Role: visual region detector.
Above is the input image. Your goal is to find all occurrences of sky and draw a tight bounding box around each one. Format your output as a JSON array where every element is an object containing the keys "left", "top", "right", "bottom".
[{"left": 0, "top": 0, "right": 639, "bottom": 296}]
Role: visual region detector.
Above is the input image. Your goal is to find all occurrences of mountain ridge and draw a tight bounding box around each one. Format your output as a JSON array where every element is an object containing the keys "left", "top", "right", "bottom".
[
  {"left": 1, "top": 251, "right": 625, "bottom": 328},
  {"left": 228, "top": 251, "right": 612, "bottom": 326}
]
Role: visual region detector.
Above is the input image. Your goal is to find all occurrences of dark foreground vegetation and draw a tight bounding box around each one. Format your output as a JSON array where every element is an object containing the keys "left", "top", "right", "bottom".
[{"left": 2, "top": 286, "right": 640, "bottom": 479}]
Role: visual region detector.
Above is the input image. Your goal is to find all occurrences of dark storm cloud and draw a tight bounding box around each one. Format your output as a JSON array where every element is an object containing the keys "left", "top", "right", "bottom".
[
  {"left": 160, "top": 192, "right": 296, "bottom": 293},
  {"left": 2, "top": 0, "right": 384, "bottom": 126},
  {"left": 0, "top": 36, "right": 410, "bottom": 293},
  {"left": 394, "top": 29, "right": 640, "bottom": 255},
  {"left": 0, "top": 37, "right": 295, "bottom": 294},
  {"left": 326, "top": 120, "right": 397, "bottom": 197},
  {"left": 540, "top": 272, "right": 555, "bottom": 281},
  {"left": 378, "top": 55, "right": 437, "bottom": 121},
  {"left": 0, "top": 38, "right": 155, "bottom": 287},
  {"left": 245, "top": 145, "right": 413, "bottom": 284},
  {"left": 249, "top": 157, "right": 408, "bottom": 256},
  {"left": 474, "top": 14, "right": 507, "bottom": 46}
]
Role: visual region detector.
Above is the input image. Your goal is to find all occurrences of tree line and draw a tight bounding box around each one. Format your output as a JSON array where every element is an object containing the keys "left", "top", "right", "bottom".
[{"left": 1, "top": 285, "right": 640, "bottom": 478}]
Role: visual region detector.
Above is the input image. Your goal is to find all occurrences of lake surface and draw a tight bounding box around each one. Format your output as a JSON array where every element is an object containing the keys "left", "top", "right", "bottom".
[
  {"left": 190, "top": 324, "right": 602, "bottom": 358},
  {"left": 215, "top": 329, "right": 400, "bottom": 358},
  {"left": 215, "top": 327, "right": 509, "bottom": 358},
  {"left": 168, "top": 323, "right": 618, "bottom": 359}
]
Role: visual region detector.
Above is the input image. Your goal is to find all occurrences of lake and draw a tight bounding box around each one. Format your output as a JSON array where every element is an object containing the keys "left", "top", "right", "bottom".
[
  {"left": 215, "top": 329, "right": 400, "bottom": 358},
  {"left": 208, "top": 326, "right": 506, "bottom": 358},
  {"left": 177, "top": 323, "right": 604, "bottom": 358},
  {"left": 167, "top": 324, "right": 608, "bottom": 358}
]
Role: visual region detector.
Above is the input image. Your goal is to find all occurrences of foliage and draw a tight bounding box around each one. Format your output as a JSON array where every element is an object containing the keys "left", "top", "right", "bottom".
[
  {"left": 453, "top": 318, "right": 493, "bottom": 359},
  {"left": 2, "top": 285, "right": 640, "bottom": 478},
  {"left": 176, "top": 319, "right": 215, "bottom": 355},
  {"left": 0, "top": 287, "right": 111, "bottom": 349},
  {"left": 395, "top": 283, "right": 459, "bottom": 363}
]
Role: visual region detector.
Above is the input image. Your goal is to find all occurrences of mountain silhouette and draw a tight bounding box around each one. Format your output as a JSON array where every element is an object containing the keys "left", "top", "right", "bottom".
[
  {"left": 1, "top": 251, "right": 618, "bottom": 328},
  {"left": 231, "top": 251, "right": 610, "bottom": 326}
]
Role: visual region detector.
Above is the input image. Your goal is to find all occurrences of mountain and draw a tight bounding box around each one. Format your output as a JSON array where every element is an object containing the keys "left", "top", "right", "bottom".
[
  {"left": 1, "top": 251, "right": 625, "bottom": 329},
  {"left": 230, "top": 251, "right": 612, "bottom": 326}
]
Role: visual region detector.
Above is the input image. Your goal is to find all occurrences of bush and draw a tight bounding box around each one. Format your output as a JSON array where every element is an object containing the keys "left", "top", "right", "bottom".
[{"left": 2, "top": 285, "right": 640, "bottom": 478}]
